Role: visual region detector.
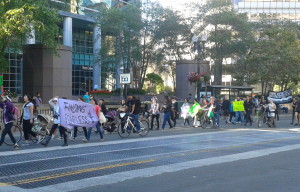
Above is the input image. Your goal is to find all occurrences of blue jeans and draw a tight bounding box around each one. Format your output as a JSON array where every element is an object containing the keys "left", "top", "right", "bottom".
[
  {"left": 232, "top": 111, "right": 244, "bottom": 124},
  {"left": 245, "top": 110, "right": 252, "bottom": 125},
  {"left": 212, "top": 111, "right": 220, "bottom": 127},
  {"left": 87, "top": 121, "right": 103, "bottom": 140},
  {"left": 162, "top": 112, "right": 173, "bottom": 129},
  {"left": 131, "top": 114, "right": 140, "bottom": 131}
]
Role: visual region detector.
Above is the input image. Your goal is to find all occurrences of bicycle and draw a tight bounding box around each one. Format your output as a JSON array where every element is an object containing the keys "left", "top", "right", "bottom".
[
  {"left": 0, "top": 121, "right": 23, "bottom": 146},
  {"left": 257, "top": 107, "right": 268, "bottom": 128},
  {"left": 117, "top": 113, "right": 149, "bottom": 138},
  {"left": 200, "top": 109, "right": 213, "bottom": 129}
]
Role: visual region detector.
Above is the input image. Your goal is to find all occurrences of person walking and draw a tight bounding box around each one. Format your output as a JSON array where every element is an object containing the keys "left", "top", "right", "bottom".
[
  {"left": 161, "top": 98, "right": 173, "bottom": 129},
  {"left": 99, "top": 99, "right": 108, "bottom": 115},
  {"left": 86, "top": 99, "right": 104, "bottom": 142},
  {"left": 0, "top": 96, "right": 19, "bottom": 150},
  {"left": 181, "top": 99, "right": 190, "bottom": 126},
  {"left": 294, "top": 96, "right": 300, "bottom": 126},
  {"left": 291, "top": 97, "right": 297, "bottom": 125},
  {"left": 41, "top": 97, "right": 68, "bottom": 147},
  {"left": 267, "top": 99, "right": 276, "bottom": 128},
  {"left": 149, "top": 96, "right": 160, "bottom": 130},
  {"left": 231, "top": 97, "right": 245, "bottom": 125},
  {"left": 21, "top": 94, "right": 37, "bottom": 145},
  {"left": 244, "top": 96, "right": 254, "bottom": 126},
  {"left": 222, "top": 96, "right": 230, "bottom": 124},
  {"left": 171, "top": 98, "right": 178, "bottom": 127}
]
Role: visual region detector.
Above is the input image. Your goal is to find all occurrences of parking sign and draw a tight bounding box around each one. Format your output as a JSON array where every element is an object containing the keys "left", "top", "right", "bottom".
[{"left": 120, "top": 73, "right": 131, "bottom": 84}]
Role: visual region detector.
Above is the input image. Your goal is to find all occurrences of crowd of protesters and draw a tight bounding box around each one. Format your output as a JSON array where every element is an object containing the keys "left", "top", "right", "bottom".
[{"left": 0, "top": 91, "right": 298, "bottom": 151}]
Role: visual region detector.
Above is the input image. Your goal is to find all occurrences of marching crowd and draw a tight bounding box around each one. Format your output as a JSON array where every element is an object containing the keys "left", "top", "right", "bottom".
[{"left": 0, "top": 92, "right": 299, "bottom": 151}]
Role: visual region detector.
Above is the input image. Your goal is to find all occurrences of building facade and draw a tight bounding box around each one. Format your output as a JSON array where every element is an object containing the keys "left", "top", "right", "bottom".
[
  {"left": 3, "top": 0, "right": 126, "bottom": 99},
  {"left": 233, "top": 0, "right": 300, "bottom": 21}
]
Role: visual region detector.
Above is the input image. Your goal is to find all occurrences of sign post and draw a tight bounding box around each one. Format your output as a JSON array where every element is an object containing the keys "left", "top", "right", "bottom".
[{"left": 120, "top": 73, "right": 131, "bottom": 99}]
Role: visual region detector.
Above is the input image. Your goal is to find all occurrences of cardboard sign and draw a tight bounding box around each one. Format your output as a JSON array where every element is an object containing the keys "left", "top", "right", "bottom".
[{"left": 233, "top": 101, "right": 244, "bottom": 112}]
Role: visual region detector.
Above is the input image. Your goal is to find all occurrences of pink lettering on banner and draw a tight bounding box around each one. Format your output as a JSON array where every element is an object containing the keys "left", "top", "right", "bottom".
[{"left": 58, "top": 99, "right": 98, "bottom": 129}]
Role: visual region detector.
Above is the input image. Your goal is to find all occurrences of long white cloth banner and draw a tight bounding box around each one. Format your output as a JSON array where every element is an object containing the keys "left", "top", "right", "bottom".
[{"left": 58, "top": 99, "right": 98, "bottom": 129}]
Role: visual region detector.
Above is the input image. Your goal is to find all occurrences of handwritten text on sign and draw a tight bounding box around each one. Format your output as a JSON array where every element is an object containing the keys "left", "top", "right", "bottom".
[
  {"left": 58, "top": 99, "right": 98, "bottom": 129},
  {"left": 233, "top": 101, "right": 244, "bottom": 112}
]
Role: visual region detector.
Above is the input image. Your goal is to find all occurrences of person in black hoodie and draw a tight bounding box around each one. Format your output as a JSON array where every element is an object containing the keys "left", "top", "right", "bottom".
[
  {"left": 222, "top": 96, "right": 230, "bottom": 124},
  {"left": 244, "top": 96, "right": 254, "bottom": 126}
]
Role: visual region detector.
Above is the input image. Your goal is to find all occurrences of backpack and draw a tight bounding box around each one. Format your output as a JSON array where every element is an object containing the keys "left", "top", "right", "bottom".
[{"left": 12, "top": 106, "right": 19, "bottom": 120}]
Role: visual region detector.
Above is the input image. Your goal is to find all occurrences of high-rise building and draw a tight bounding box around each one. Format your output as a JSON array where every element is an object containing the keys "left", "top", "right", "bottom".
[
  {"left": 3, "top": 0, "right": 123, "bottom": 100},
  {"left": 233, "top": 0, "right": 300, "bottom": 21}
]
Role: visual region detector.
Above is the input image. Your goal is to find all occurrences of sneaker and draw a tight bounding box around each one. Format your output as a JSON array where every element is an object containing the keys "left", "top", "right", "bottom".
[
  {"left": 70, "top": 137, "right": 76, "bottom": 141},
  {"left": 61, "top": 143, "right": 68, "bottom": 147},
  {"left": 82, "top": 138, "right": 88, "bottom": 143},
  {"left": 14, "top": 144, "right": 20, "bottom": 150},
  {"left": 57, "top": 137, "right": 63, "bottom": 140},
  {"left": 100, "top": 139, "right": 105, "bottom": 142}
]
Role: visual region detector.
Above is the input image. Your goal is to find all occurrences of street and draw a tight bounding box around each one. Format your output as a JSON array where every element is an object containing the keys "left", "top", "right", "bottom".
[{"left": 1, "top": 114, "right": 300, "bottom": 192}]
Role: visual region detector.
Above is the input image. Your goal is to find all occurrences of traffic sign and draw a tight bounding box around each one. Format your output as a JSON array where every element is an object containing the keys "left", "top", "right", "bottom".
[{"left": 120, "top": 73, "right": 131, "bottom": 84}]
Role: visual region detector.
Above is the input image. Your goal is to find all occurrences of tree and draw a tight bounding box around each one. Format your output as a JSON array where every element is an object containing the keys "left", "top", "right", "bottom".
[
  {"left": 145, "top": 72, "right": 163, "bottom": 94},
  {"left": 194, "top": 0, "right": 253, "bottom": 88},
  {"left": 232, "top": 23, "right": 300, "bottom": 95},
  {"left": 0, "top": 0, "right": 60, "bottom": 71},
  {"left": 154, "top": 8, "right": 192, "bottom": 92}
]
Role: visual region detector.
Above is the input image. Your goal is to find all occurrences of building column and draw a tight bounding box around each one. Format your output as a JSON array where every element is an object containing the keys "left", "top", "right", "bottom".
[
  {"left": 26, "top": 23, "right": 35, "bottom": 44},
  {"left": 63, "top": 17, "right": 72, "bottom": 47},
  {"left": 93, "top": 25, "right": 101, "bottom": 90}
]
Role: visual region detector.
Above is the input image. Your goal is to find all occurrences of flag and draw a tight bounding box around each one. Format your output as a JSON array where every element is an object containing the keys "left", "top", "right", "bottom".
[{"left": 189, "top": 102, "right": 201, "bottom": 118}]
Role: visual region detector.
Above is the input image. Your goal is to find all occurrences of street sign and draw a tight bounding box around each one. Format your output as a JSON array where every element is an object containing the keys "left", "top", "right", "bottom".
[{"left": 120, "top": 73, "right": 131, "bottom": 84}]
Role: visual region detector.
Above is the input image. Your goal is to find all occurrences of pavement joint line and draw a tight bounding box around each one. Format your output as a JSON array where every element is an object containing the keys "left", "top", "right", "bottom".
[
  {"left": 2, "top": 128, "right": 288, "bottom": 156},
  {"left": 0, "top": 130, "right": 294, "bottom": 166},
  {"left": 0, "top": 130, "right": 245, "bottom": 156},
  {"left": 1, "top": 135, "right": 300, "bottom": 187},
  {"left": 2, "top": 134, "right": 293, "bottom": 180},
  {"left": 1, "top": 134, "right": 297, "bottom": 180}
]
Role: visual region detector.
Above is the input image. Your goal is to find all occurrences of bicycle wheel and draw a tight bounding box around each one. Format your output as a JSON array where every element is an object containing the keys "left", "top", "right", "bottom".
[
  {"left": 117, "top": 121, "right": 130, "bottom": 138},
  {"left": 257, "top": 115, "right": 264, "bottom": 128},
  {"left": 30, "top": 126, "right": 49, "bottom": 144},
  {"left": 4, "top": 124, "right": 22, "bottom": 146},
  {"left": 139, "top": 120, "right": 149, "bottom": 137},
  {"left": 200, "top": 116, "right": 210, "bottom": 129}
]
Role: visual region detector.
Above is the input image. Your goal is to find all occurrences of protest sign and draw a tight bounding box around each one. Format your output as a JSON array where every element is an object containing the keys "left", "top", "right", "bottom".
[
  {"left": 268, "top": 89, "right": 292, "bottom": 104},
  {"left": 189, "top": 102, "right": 201, "bottom": 117},
  {"left": 233, "top": 101, "right": 244, "bottom": 112},
  {"left": 58, "top": 99, "right": 98, "bottom": 129}
]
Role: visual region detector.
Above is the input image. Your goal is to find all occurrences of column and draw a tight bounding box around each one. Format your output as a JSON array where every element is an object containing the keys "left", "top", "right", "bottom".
[
  {"left": 26, "top": 23, "right": 35, "bottom": 44},
  {"left": 63, "top": 17, "right": 72, "bottom": 47},
  {"left": 93, "top": 25, "right": 101, "bottom": 90}
]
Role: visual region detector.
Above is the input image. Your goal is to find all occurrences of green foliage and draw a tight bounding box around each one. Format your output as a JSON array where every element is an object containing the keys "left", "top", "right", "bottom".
[
  {"left": 97, "top": 1, "right": 191, "bottom": 90},
  {"left": 0, "top": 0, "right": 60, "bottom": 71},
  {"left": 232, "top": 23, "right": 300, "bottom": 95},
  {"left": 194, "top": 0, "right": 253, "bottom": 86},
  {"left": 112, "top": 88, "right": 146, "bottom": 96},
  {"left": 144, "top": 73, "right": 164, "bottom": 94}
]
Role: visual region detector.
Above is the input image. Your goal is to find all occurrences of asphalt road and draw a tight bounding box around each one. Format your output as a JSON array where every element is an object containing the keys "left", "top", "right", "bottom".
[{"left": 1, "top": 113, "right": 300, "bottom": 192}]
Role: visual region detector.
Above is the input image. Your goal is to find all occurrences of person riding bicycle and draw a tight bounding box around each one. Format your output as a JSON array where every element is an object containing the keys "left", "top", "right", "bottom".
[
  {"left": 126, "top": 95, "right": 141, "bottom": 133},
  {"left": 0, "top": 96, "right": 20, "bottom": 150}
]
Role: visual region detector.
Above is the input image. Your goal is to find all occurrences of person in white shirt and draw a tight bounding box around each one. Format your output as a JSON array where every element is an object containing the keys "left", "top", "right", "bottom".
[
  {"left": 149, "top": 96, "right": 160, "bottom": 130},
  {"left": 267, "top": 99, "right": 276, "bottom": 128},
  {"left": 41, "top": 97, "right": 68, "bottom": 147}
]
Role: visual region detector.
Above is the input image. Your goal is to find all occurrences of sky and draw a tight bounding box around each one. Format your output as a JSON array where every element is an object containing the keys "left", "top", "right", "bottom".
[{"left": 155, "top": 0, "right": 202, "bottom": 8}]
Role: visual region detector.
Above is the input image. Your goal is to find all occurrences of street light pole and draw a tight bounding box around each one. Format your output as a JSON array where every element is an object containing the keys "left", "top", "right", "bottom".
[{"left": 192, "top": 34, "right": 207, "bottom": 102}]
